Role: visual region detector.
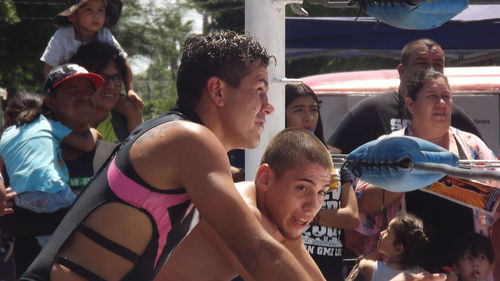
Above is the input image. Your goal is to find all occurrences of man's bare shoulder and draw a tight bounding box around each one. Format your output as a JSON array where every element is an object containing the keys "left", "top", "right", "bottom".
[
  {"left": 129, "top": 120, "right": 228, "bottom": 190},
  {"left": 235, "top": 181, "right": 258, "bottom": 214},
  {"left": 135, "top": 120, "right": 214, "bottom": 145},
  {"left": 132, "top": 120, "right": 227, "bottom": 159}
]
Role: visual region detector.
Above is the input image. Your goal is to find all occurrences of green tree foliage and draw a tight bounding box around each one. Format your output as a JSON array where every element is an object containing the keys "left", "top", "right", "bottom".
[
  {"left": 0, "top": 0, "right": 20, "bottom": 27},
  {"left": 191, "top": 0, "right": 244, "bottom": 33},
  {"left": 0, "top": 0, "right": 192, "bottom": 121},
  {"left": 0, "top": 0, "right": 65, "bottom": 95},
  {"left": 114, "top": 0, "right": 193, "bottom": 120}
]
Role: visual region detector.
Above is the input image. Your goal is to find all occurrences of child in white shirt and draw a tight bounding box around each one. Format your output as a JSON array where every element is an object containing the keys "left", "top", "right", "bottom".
[
  {"left": 349, "top": 213, "right": 429, "bottom": 281},
  {"left": 41, "top": 0, "right": 143, "bottom": 108}
]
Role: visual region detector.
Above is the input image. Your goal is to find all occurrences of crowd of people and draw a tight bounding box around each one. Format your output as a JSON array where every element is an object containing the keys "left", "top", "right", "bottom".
[{"left": 0, "top": 0, "right": 498, "bottom": 281}]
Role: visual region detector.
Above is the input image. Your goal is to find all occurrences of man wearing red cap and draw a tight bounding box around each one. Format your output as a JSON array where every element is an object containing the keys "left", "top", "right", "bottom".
[{"left": 0, "top": 63, "right": 106, "bottom": 276}]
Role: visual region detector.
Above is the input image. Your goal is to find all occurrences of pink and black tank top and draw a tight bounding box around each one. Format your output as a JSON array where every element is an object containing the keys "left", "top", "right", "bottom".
[{"left": 21, "top": 107, "right": 201, "bottom": 281}]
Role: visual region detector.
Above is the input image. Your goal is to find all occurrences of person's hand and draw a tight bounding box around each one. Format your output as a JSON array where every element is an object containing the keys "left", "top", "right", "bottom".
[
  {"left": 230, "top": 166, "right": 245, "bottom": 183},
  {"left": 392, "top": 272, "right": 447, "bottom": 281},
  {"left": 114, "top": 95, "right": 144, "bottom": 132},
  {"left": 445, "top": 271, "right": 458, "bottom": 281},
  {"left": 90, "top": 127, "right": 102, "bottom": 141},
  {"left": 127, "top": 89, "right": 144, "bottom": 109},
  {"left": 0, "top": 187, "right": 16, "bottom": 216}
]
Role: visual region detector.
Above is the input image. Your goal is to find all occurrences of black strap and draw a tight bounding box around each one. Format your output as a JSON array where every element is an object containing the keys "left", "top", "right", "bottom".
[
  {"left": 111, "top": 110, "right": 130, "bottom": 142},
  {"left": 54, "top": 256, "right": 107, "bottom": 281},
  {"left": 77, "top": 224, "right": 140, "bottom": 263}
]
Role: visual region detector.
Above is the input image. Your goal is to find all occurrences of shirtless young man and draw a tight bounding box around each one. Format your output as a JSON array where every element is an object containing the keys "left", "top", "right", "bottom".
[
  {"left": 157, "top": 128, "right": 448, "bottom": 281},
  {"left": 21, "top": 31, "right": 317, "bottom": 281},
  {"left": 157, "top": 128, "right": 333, "bottom": 281}
]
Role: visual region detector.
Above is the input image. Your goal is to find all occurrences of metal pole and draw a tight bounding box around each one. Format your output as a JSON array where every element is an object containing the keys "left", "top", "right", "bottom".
[{"left": 244, "top": 0, "right": 302, "bottom": 180}]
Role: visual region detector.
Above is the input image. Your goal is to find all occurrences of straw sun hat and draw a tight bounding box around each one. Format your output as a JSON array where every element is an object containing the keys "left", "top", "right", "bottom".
[{"left": 54, "top": 0, "right": 123, "bottom": 28}]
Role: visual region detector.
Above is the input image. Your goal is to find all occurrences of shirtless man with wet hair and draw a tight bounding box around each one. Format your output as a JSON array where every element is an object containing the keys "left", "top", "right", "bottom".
[{"left": 21, "top": 31, "right": 316, "bottom": 281}]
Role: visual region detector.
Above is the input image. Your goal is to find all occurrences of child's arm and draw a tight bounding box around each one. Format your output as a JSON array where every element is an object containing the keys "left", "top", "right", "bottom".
[
  {"left": 445, "top": 271, "right": 458, "bottom": 281},
  {"left": 44, "top": 63, "right": 54, "bottom": 78},
  {"left": 62, "top": 128, "right": 99, "bottom": 153},
  {"left": 0, "top": 157, "right": 16, "bottom": 216},
  {"left": 316, "top": 181, "right": 359, "bottom": 230},
  {"left": 41, "top": 27, "right": 67, "bottom": 78},
  {"left": 124, "top": 59, "right": 144, "bottom": 109},
  {"left": 357, "top": 180, "right": 403, "bottom": 215},
  {"left": 114, "top": 95, "right": 143, "bottom": 133},
  {"left": 0, "top": 186, "right": 16, "bottom": 217},
  {"left": 358, "top": 258, "right": 376, "bottom": 281}
]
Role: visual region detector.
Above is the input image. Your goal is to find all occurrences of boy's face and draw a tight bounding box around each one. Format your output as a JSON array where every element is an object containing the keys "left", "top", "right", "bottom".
[
  {"left": 454, "top": 251, "right": 493, "bottom": 281},
  {"left": 69, "top": 0, "right": 106, "bottom": 34},
  {"left": 257, "top": 159, "right": 331, "bottom": 241}
]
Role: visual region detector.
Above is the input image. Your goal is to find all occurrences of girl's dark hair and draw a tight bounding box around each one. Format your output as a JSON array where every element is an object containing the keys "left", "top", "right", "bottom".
[
  {"left": 3, "top": 91, "right": 44, "bottom": 128},
  {"left": 406, "top": 69, "right": 449, "bottom": 101},
  {"left": 285, "top": 83, "right": 325, "bottom": 143},
  {"left": 69, "top": 41, "right": 127, "bottom": 78},
  {"left": 391, "top": 213, "right": 429, "bottom": 269},
  {"left": 449, "top": 232, "right": 495, "bottom": 265}
]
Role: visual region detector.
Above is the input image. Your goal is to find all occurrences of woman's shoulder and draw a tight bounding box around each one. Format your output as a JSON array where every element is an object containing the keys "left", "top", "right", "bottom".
[
  {"left": 451, "top": 127, "right": 485, "bottom": 146},
  {"left": 452, "top": 126, "right": 496, "bottom": 160},
  {"left": 377, "top": 128, "right": 406, "bottom": 140}
]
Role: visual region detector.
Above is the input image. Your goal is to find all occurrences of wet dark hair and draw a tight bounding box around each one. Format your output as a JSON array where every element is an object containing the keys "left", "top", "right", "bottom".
[
  {"left": 3, "top": 91, "right": 44, "bottom": 127},
  {"left": 449, "top": 232, "right": 495, "bottom": 265},
  {"left": 69, "top": 41, "right": 127, "bottom": 78},
  {"left": 285, "top": 83, "right": 325, "bottom": 143},
  {"left": 261, "top": 128, "right": 332, "bottom": 179},
  {"left": 176, "top": 31, "right": 273, "bottom": 109},
  {"left": 400, "top": 38, "right": 443, "bottom": 67},
  {"left": 390, "top": 213, "right": 429, "bottom": 269},
  {"left": 406, "top": 69, "right": 449, "bottom": 101}
]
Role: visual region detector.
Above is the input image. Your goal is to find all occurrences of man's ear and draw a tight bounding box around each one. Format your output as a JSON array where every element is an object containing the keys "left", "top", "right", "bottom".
[
  {"left": 44, "top": 96, "right": 55, "bottom": 111},
  {"left": 206, "top": 76, "right": 225, "bottom": 107},
  {"left": 255, "top": 164, "right": 272, "bottom": 192},
  {"left": 397, "top": 63, "right": 405, "bottom": 77},
  {"left": 405, "top": 97, "right": 415, "bottom": 115}
]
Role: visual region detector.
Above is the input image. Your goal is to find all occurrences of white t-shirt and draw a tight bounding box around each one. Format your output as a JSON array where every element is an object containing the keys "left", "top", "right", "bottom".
[
  {"left": 371, "top": 261, "right": 422, "bottom": 281},
  {"left": 41, "top": 26, "right": 127, "bottom": 67}
]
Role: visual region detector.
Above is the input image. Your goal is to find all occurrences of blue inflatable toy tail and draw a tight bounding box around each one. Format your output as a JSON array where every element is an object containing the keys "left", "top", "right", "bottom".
[{"left": 365, "top": 0, "right": 468, "bottom": 30}]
